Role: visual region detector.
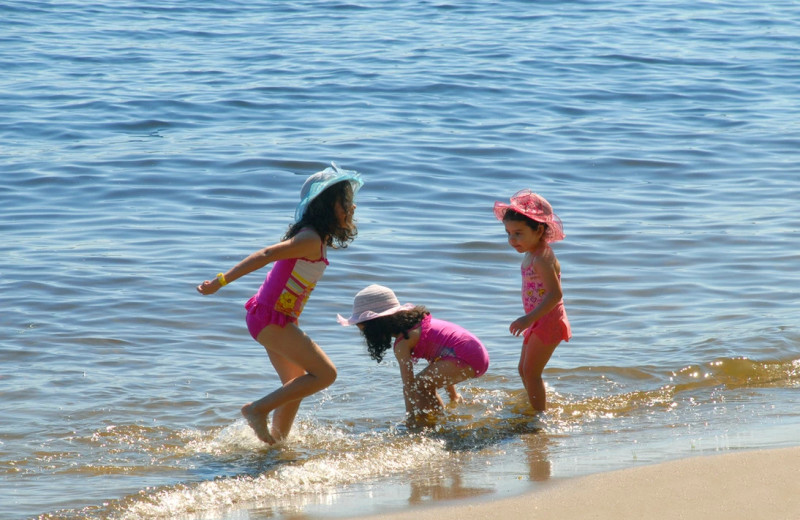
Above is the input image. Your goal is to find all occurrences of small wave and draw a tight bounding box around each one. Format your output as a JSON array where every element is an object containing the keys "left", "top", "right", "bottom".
[
  {"left": 107, "top": 422, "right": 451, "bottom": 520},
  {"left": 542, "top": 356, "right": 800, "bottom": 426},
  {"left": 182, "top": 420, "right": 267, "bottom": 456},
  {"left": 672, "top": 357, "right": 800, "bottom": 391}
]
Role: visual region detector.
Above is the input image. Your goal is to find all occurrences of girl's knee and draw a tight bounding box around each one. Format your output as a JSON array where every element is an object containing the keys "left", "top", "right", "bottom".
[
  {"left": 318, "top": 363, "right": 337, "bottom": 387},
  {"left": 413, "top": 375, "right": 438, "bottom": 394},
  {"left": 524, "top": 374, "right": 544, "bottom": 386},
  {"left": 519, "top": 355, "right": 536, "bottom": 377}
]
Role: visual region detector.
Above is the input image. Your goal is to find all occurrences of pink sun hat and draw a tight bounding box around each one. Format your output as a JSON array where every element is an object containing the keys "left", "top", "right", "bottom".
[
  {"left": 337, "top": 284, "right": 416, "bottom": 326},
  {"left": 493, "top": 189, "right": 565, "bottom": 242}
]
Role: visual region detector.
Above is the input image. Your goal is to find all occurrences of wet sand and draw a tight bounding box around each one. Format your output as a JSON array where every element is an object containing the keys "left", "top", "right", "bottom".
[{"left": 359, "top": 446, "right": 800, "bottom": 520}]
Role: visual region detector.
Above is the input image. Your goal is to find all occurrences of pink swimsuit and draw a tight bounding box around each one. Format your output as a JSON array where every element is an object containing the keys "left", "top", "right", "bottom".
[
  {"left": 245, "top": 242, "right": 328, "bottom": 340},
  {"left": 395, "top": 314, "right": 489, "bottom": 377},
  {"left": 521, "top": 251, "right": 571, "bottom": 346}
]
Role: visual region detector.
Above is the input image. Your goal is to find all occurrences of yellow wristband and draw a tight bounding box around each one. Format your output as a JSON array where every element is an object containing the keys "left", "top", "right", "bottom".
[{"left": 216, "top": 273, "right": 228, "bottom": 286}]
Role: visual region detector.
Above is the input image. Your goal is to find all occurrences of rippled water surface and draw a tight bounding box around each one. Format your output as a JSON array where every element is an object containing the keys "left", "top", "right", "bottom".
[{"left": 2, "top": 1, "right": 799, "bottom": 519}]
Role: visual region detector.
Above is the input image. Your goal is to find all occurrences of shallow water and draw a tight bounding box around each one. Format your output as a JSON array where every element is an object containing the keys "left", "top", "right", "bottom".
[{"left": 2, "top": 1, "right": 799, "bottom": 519}]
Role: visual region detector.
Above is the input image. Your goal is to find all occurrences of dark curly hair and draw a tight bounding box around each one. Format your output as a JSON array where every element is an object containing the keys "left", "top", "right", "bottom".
[
  {"left": 502, "top": 208, "right": 548, "bottom": 235},
  {"left": 284, "top": 180, "right": 358, "bottom": 248},
  {"left": 360, "top": 306, "right": 429, "bottom": 363}
]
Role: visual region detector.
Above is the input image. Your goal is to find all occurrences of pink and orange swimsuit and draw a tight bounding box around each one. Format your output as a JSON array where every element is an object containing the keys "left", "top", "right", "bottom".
[
  {"left": 521, "top": 251, "right": 571, "bottom": 346},
  {"left": 245, "top": 241, "right": 327, "bottom": 339}
]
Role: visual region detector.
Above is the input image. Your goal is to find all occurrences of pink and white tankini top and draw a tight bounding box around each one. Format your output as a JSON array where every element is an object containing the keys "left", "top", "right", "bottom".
[{"left": 245, "top": 242, "right": 327, "bottom": 339}]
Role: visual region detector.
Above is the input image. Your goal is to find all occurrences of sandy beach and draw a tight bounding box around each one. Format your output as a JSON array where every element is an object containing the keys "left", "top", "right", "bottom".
[{"left": 360, "top": 446, "right": 800, "bottom": 520}]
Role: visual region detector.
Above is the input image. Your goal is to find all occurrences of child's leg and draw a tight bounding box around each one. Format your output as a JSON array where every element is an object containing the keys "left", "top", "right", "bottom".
[
  {"left": 263, "top": 348, "right": 305, "bottom": 441},
  {"left": 518, "top": 335, "right": 559, "bottom": 412},
  {"left": 446, "top": 384, "right": 462, "bottom": 403},
  {"left": 413, "top": 360, "right": 475, "bottom": 416},
  {"left": 242, "top": 323, "right": 337, "bottom": 444}
]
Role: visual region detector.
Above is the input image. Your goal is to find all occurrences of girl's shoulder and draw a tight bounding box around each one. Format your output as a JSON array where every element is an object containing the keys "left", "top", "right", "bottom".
[
  {"left": 533, "top": 244, "right": 557, "bottom": 261},
  {"left": 407, "top": 325, "right": 422, "bottom": 341},
  {"left": 527, "top": 245, "right": 559, "bottom": 271},
  {"left": 405, "top": 316, "right": 426, "bottom": 338},
  {"left": 393, "top": 325, "right": 421, "bottom": 353},
  {"left": 521, "top": 251, "right": 534, "bottom": 268},
  {"left": 287, "top": 228, "right": 326, "bottom": 261},
  {"left": 294, "top": 226, "right": 323, "bottom": 241}
]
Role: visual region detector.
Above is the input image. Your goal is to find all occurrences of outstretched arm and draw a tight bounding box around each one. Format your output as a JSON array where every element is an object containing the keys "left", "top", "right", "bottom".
[{"left": 197, "top": 229, "right": 322, "bottom": 295}]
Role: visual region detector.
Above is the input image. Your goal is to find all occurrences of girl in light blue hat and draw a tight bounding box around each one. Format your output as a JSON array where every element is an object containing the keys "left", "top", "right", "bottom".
[{"left": 197, "top": 163, "right": 363, "bottom": 444}]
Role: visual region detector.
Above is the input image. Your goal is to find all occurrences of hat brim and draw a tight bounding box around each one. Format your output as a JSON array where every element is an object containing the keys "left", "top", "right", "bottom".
[
  {"left": 493, "top": 201, "right": 513, "bottom": 221},
  {"left": 337, "top": 303, "right": 416, "bottom": 326},
  {"left": 493, "top": 201, "right": 565, "bottom": 242}
]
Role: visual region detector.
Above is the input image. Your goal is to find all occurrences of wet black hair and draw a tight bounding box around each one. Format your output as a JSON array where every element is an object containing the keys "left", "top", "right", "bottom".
[
  {"left": 360, "top": 306, "right": 429, "bottom": 363},
  {"left": 284, "top": 180, "right": 357, "bottom": 248}
]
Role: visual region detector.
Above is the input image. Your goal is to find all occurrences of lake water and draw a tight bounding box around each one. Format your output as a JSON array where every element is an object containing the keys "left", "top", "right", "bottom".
[{"left": 2, "top": 1, "right": 799, "bottom": 519}]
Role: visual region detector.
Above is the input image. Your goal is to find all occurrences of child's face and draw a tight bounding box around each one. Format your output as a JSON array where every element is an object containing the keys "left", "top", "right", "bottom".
[
  {"left": 335, "top": 197, "right": 356, "bottom": 228},
  {"left": 504, "top": 219, "right": 544, "bottom": 253}
]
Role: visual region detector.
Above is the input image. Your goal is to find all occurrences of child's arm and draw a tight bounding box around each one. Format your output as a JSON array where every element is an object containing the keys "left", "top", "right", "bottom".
[
  {"left": 394, "top": 338, "right": 418, "bottom": 418},
  {"left": 197, "top": 229, "right": 322, "bottom": 295},
  {"left": 510, "top": 252, "right": 563, "bottom": 336}
]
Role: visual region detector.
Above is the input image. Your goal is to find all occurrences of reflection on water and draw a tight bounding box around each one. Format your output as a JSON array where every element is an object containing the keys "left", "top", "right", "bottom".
[
  {"left": 408, "top": 472, "right": 494, "bottom": 506},
  {"left": 524, "top": 434, "right": 553, "bottom": 483}
]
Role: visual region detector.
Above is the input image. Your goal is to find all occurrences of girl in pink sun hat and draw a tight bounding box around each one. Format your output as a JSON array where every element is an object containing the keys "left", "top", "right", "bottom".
[
  {"left": 339, "top": 284, "right": 490, "bottom": 428},
  {"left": 494, "top": 189, "right": 571, "bottom": 413}
]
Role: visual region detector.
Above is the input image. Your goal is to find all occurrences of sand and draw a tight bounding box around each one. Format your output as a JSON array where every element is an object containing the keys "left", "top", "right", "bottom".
[{"left": 358, "top": 446, "right": 800, "bottom": 520}]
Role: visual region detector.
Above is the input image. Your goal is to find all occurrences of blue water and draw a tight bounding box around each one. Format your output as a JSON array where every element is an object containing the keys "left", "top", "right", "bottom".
[{"left": 2, "top": 1, "right": 799, "bottom": 519}]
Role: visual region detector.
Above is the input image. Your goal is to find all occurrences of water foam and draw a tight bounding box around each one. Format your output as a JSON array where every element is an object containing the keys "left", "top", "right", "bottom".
[{"left": 114, "top": 420, "right": 450, "bottom": 519}]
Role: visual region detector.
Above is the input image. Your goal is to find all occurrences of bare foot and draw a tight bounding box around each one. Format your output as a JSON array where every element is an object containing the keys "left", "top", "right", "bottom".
[
  {"left": 241, "top": 403, "right": 276, "bottom": 445},
  {"left": 448, "top": 392, "right": 463, "bottom": 405}
]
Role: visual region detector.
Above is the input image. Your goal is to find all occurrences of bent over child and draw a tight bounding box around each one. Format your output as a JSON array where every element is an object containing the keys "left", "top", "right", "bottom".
[{"left": 339, "top": 284, "right": 489, "bottom": 427}]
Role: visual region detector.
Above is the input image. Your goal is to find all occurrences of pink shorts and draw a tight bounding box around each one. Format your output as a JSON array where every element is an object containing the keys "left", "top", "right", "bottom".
[
  {"left": 524, "top": 303, "right": 571, "bottom": 346},
  {"left": 436, "top": 341, "right": 490, "bottom": 378},
  {"left": 245, "top": 296, "right": 295, "bottom": 340}
]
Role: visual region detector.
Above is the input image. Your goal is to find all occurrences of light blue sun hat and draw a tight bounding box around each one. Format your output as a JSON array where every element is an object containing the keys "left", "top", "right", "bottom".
[{"left": 294, "top": 162, "right": 364, "bottom": 222}]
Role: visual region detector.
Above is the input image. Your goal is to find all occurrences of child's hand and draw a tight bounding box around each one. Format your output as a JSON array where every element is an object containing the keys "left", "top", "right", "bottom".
[
  {"left": 196, "top": 279, "right": 220, "bottom": 295},
  {"left": 510, "top": 315, "right": 533, "bottom": 336}
]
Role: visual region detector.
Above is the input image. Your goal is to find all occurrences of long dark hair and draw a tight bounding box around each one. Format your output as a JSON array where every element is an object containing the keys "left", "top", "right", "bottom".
[
  {"left": 284, "top": 180, "right": 358, "bottom": 247},
  {"left": 360, "top": 306, "right": 429, "bottom": 363},
  {"left": 502, "top": 208, "right": 548, "bottom": 235}
]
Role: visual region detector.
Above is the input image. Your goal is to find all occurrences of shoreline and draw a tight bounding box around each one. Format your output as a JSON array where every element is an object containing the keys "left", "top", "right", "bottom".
[{"left": 356, "top": 446, "right": 800, "bottom": 520}]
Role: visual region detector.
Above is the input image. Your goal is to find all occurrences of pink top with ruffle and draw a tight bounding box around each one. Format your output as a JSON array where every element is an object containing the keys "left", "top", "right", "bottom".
[{"left": 245, "top": 243, "right": 328, "bottom": 336}]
